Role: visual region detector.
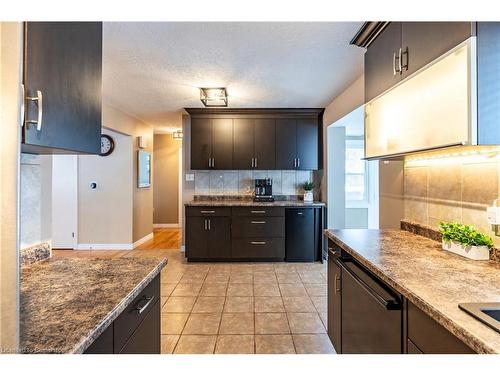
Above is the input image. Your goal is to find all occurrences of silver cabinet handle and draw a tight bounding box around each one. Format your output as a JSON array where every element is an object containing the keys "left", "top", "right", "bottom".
[
  {"left": 211, "top": 157, "right": 215, "bottom": 168},
  {"left": 27, "top": 90, "right": 43, "bottom": 131},
  {"left": 134, "top": 296, "right": 154, "bottom": 314},
  {"left": 208, "top": 158, "right": 211, "bottom": 168},
  {"left": 393, "top": 52, "right": 397, "bottom": 75},
  {"left": 251, "top": 221, "right": 266, "bottom": 224},
  {"left": 401, "top": 47, "right": 408, "bottom": 72},
  {"left": 398, "top": 47, "right": 403, "bottom": 74},
  {"left": 255, "top": 157, "right": 258, "bottom": 168},
  {"left": 297, "top": 158, "right": 300, "bottom": 168},
  {"left": 251, "top": 158, "right": 254, "bottom": 168},
  {"left": 20, "top": 84, "right": 25, "bottom": 127},
  {"left": 293, "top": 158, "right": 297, "bottom": 168},
  {"left": 250, "top": 210, "right": 266, "bottom": 214},
  {"left": 297, "top": 212, "right": 303, "bottom": 215},
  {"left": 251, "top": 241, "right": 266, "bottom": 245},
  {"left": 201, "top": 210, "right": 215, "bottom": 214},
  {"left": 208, "top": 219, "right": 211, "bottom": 230},
  {"left": 204, "top": 219, "right": 207, "bottom": 230},
  {"left": 334, "top": 275, "right": 341, "bottom": 294}
]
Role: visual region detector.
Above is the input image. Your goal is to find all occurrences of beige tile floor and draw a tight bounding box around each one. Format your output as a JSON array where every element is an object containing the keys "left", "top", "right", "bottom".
[{"left": 160, "top": 250, "right": 334, "bottom": 354}]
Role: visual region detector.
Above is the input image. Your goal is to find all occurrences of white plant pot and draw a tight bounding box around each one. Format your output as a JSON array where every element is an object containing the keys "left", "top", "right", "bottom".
[
  {"left": 441, "top": 240, "right": 490, "bottom": 261},
  {"left": 303, "top": 191, "right": 313, "bottom": 202}
]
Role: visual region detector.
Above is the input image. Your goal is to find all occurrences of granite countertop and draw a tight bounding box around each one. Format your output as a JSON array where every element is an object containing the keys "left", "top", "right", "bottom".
[
  {"left": 324, "top": 229, "right": 500, "bottom": 354},
  {"left": 20, "top": 256, "right": 167, "bottom": 353},
  {"left": 186, "top": 200, "right": 326, "bottom": 207}
]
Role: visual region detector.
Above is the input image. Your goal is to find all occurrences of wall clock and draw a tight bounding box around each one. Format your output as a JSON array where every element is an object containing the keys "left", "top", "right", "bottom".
[{"left": 100, "top": 134, "right": 115, "bottom": 156}]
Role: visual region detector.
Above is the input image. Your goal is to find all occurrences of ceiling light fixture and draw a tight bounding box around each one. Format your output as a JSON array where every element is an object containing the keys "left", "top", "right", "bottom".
[
  {"left": 200, "top": 87, "right": 228, "bottom": 107},
  {"left": 172, "top": 130, "right": 183, "bottom": 140}
]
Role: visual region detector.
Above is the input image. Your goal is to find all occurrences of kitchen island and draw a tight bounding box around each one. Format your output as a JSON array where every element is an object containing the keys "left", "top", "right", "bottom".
[
  {"left": 20, "top": 255, "right": 167, "bottom": 353},
  {"left": 325, "top": 228, "right": 500, "bottom": 354}
]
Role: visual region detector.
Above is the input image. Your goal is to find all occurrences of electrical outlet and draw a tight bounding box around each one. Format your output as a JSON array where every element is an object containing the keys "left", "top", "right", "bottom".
[{"left": 185, "top": 173, "right": 195, "bottom": 182}]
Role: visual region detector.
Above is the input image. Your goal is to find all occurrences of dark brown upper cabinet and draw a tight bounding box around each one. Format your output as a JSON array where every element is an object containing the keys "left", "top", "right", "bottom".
[
  {"left": 23, "top": 22, "right": 102, "bottom": 154},
  {"left": 362, "top": 22, "right": 473, "bottom": 102},
  {"left": 277, "top": 117, "right": 318, "bottom": 170},
  {"left": 364, "top": 22, "right": 402, "bottom": 103},
  {"left": 186, "top": 108, "right": 322, "bottom": 171},
  {"left": 233, "top": 118, "right": 276, "bottom": 169},
  {"left": 190, "top": 117, "right": 233, "bottom": 169}
]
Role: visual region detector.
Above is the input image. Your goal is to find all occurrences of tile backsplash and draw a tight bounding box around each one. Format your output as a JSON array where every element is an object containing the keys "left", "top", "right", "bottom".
[
  {"left": 194, "top": 170, "right": 313, "bottom": 195},
  {"left": 403, "top": 157, "right": 500, "bottom": 245}
]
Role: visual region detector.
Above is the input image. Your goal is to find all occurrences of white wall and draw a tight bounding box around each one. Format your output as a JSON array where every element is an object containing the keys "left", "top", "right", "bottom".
[{"left": 77, "top": 128, "right": 133, "bottom": 247}]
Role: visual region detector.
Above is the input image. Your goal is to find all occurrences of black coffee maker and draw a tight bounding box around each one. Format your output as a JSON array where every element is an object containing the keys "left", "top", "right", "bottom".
[{"left": 254, "top": 178, "right": 274, "bottom": 202}]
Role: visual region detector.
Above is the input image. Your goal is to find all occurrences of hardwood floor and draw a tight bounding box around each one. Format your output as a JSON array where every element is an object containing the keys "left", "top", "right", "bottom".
[{"left": 136, "top": 228, "right": 182, "bottom": 250}]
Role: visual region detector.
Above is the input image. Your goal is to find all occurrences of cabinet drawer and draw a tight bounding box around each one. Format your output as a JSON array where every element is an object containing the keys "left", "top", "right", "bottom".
[
  {"left": 232, "top": 207, "right": 285, "bottom": 217},
  {"left": 232, "top": 238, "right": 285, "bottom": 260},
  {"left": 114, "top": 275, "right": 160, "bottom": 353},
  {"left": 407, "top": 339, "right": 423, "bottom": 354},
  {"left": 186, "top": 206, "right": 231, "bottom": 217},
  {"left": 407, "top": 302, "right": 475, "bottom": 354},
  {"left": 232, "top": 216, "right": 285, "bottom": 238}
]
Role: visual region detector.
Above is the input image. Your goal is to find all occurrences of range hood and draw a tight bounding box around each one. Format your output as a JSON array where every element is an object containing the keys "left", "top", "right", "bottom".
[{"left": 364, "top": 39, "right": 477, "bottom": 160}]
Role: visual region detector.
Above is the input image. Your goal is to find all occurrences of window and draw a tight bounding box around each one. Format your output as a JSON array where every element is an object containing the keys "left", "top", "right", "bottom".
[{"left": 345, "top": 138, "right": 367, "bottom": 203}]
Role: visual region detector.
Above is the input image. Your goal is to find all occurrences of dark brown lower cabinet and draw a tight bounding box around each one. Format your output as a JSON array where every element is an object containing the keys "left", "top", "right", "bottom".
[
  {"left": 83, "top": 275, "right": 160, "bottom": 354},
  {"left": 327, "top": 252, "right": 341, "bottom": 353},
  {"left": 185, "top": 211, "right": 231, "bottom": 260}
]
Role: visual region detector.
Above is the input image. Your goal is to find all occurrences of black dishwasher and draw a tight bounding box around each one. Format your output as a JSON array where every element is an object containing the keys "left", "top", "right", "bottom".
[
  {"left": 340, "top": 259, "right": 402, "bottom": 353},
  {"left": 285, "top": 208, "right": 315, "bottom": 262}
]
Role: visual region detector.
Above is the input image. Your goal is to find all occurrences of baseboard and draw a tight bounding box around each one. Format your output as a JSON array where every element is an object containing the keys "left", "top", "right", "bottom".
[
  {"left": 76, "top": 243, "right": 133, "bottom": 250},
  {"left": 133, "top": 232, "right": 154, "bottom": 248},
  {"left": 153, "top": 223, "right": 180, "bottom": 228}
]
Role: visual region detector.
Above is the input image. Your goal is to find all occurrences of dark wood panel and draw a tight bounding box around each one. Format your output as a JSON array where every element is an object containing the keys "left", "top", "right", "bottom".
[
  {"left": 364, "top": 22, "right": 402, "bottom": 102},
  {"left": 254, "top": 119, "right": 276, "bottom": 169},
  {"left": 186, "top": 206, "right": 232, "bottom": 217},
  {"left": 407, "top": 339, "right": 423, "bottom": 354},
  {"left": 212, "top": 118, "right": 233, "bottom": 169},
  {"left": 207, "top": 217, "right": 232, "bottom": 259},
  {"left": 233, "top": 118, "right": 254, "bottom": 169},
  {"left": 190, "top": 118, "right": 212, "bottom": 169},
  {"left": 231, "top": 238, "right": 285, "bottom": 260},
  {"left": 119, "top": 300, "right": 160, "bottom": 354},
  {"left": 185, "top": 217, "right": 209, "bottom": 259},
  {"left": 477, "top": 22, "right": 500, "bottom": 145},
  {"left": 23, "top": 22, "right": 102, "bottom": 154},
  {"left": 296, "top": 117, "right": 318, "bottom": 170},
  {"left": 113, "top": 275, "right": 160, "bottom": 353},
  {"left": 84, "top": 323, "right": 113, "bottom": 354},
  {"left": 231, "top": 216, "right": 285, "bottom": 238},
  {"left": 327, "top": 256, "right": 342, "bottom": 353},
  {"left": 407, "top": 302, "right": 475, "bottom": 354},
  {"left": 231, "top": 207, "right": 285, "bottom": 217},
  {"left": 401, "top": 22, "right": 472, "bottom": 77},
  {"left": 276, "top": 118, "right": 297, "bottom": 169}
]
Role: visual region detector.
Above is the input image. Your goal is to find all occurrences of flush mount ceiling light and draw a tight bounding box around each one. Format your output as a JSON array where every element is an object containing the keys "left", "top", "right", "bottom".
[
  {"left": 172, "top": 130, "right": 183, "bottom": 140},
  {"left": 200, "top": 87, "right": 228, "bottom": 107}
]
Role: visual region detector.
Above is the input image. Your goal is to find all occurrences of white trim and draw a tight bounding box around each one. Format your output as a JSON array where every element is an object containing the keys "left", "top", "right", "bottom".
[
  {"left": 76, "top": 243, "right": 133, "bottom": 250},
  {"left": 178, "top": 146, "right": 183, "bottom": 227},
  {"left": 153, "top": 223, "right": 180, "bottom": 228},
  {"left": 133, "top": 232, "right": 154, "bottom": 248}
]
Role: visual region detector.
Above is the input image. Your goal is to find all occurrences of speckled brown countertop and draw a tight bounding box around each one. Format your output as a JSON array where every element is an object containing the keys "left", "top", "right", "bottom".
[
  {"left": 20, "top": 256, "right": 167, "bottom": 353},
  {"left": 186, "top": 200, "right": 326, "bottom": 207},
  {"left": 325, "top": 229, "right": 500, "bottom": 354}
]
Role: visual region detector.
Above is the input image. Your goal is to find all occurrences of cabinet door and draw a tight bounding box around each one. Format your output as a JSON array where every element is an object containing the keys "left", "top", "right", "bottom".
[
  {"left": 233, "top": 118, "right": 254, "bottom": 169},
  {"left": 186, "top": 217, "right": 209, "bottom": 258},
  {"left": 327, "top": 257, "right": 341, "bottom": 353},
  {"left": 119, "top": 301, "right": 160, "bottom": 354},
  {"left": 207, "top": 217, "right": 232, "bottom": 259},
  {"left": 401, "top": 22, "right": 472, "bottom": 77},
  {"left": 296, "top": 117, "right": 318, "bottom": 170},
  {"left": 276, "top": 118, "right": 297, "bottom": 169},
  {"left": 23, "top": 22, "right": 102, "bottom": 154},
  {"left": 254, "top": 119, "right": 276, "bottom": 169},
  {"left": 191, "top": 118, "right": 212, "bottom": 169},
  {"left": 212, "top": 118, "right": 233, "bottom": 169},
  {"left": 364, "top": 22, "right": 402, "bottom": 102}
]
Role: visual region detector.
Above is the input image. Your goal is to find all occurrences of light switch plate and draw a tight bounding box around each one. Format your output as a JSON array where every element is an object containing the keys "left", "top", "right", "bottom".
[{"left": 185, "top": 173, "right": 195, "bottom": 181}]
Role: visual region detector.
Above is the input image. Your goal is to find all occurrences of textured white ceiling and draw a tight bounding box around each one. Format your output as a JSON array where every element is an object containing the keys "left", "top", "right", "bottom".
[{"left": 103, "top": 22, "right": 364, "bottom": 132}]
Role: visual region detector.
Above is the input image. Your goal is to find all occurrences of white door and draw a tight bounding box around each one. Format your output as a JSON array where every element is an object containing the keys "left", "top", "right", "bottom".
[{"left": 51, "top": 155, "right": 78, "bottom": 248}]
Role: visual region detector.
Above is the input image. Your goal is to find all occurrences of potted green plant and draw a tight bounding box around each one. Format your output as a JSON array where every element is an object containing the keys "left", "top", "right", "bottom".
[
  {"left": 439, "top": 222, "right": 493, "bottom": 260},
  {"left": 303, "top": 181, "right": 314, "bottom": 202}
]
